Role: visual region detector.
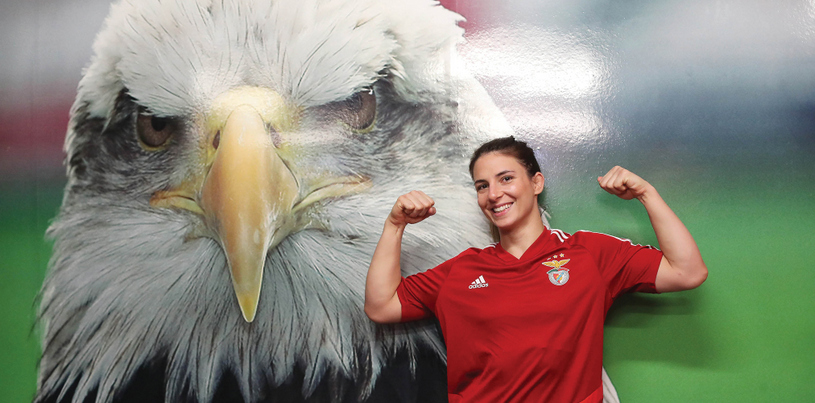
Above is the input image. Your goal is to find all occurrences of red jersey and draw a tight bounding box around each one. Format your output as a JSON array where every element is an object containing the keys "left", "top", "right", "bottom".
[{"left": 396, "top": 228, "right": 662, "bottom": 403}]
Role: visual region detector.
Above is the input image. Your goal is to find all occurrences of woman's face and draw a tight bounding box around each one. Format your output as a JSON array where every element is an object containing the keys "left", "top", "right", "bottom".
[{"left": 472, "top": 152, "right": 544, "bottom": 234}]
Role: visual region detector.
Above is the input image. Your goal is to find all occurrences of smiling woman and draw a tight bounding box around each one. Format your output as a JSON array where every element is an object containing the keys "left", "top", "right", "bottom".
[
  {"left": 470, "top": 139, "right": 545, "bottom": 254},
  {"left": 365, "top": 136, "right": 707, "bottom": 403},
  {"left": 472, "top": 153, "right": 544, "bottom": 255}
]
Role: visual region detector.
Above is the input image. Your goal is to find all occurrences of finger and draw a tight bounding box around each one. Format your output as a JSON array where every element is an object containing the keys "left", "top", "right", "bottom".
[
  {"left": 621, "top": 171, "right": 648, "bottom": 196},
  {"left": 407, "top": 193, "right": 427, "bottom": 215},
  {"left": 417, "top": 191, "right": 435, "bottom": 208},
  {"left": 599, "top": 167, "right": 620, "bottom": 193},
  {"left": 403, "top": 193, "right": 432, "bottom": 218},
  {"left": 416, "top": 193, "right": 435, "bottom": 216},
  {"left": 610, "top": 166, "right": 633, "bottom": 191},
  {"left": 605, "top": 169, "right": 632, "bottom": 196},
  {"left": 402, "top": 193, "right": 422, "bottom": 215},
  {"left": 412, "top": 191, "right": 436, "bottom": 209},
  {"left": 406, "top": 190, "right": 433, "bottom": 207},
  {"left": 600, "top": 166, "right": 620, "bottom": 186},
  {"left": 601, "top": 165, "right": 619, "bottom": 180},
  {"left": 617, "top": 169, "right": 643, "bottom": 194},
  {"left": 398, "top": 196, "right": 416, "bottom": 215},
  {"left": 412, "top": 205, "right": 428, "bottom": 218},
  {"left": 612, "top": 175, "right": 630, "bottom": 194}
]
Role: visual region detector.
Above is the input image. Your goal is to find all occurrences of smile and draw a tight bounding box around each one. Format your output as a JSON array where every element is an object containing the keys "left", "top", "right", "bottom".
[{"left": 492, "top": 203, "right": 512, "bottom": 214}]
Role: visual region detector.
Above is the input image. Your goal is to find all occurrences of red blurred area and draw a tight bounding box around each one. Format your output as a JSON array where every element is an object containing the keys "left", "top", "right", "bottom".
[
  {"left": 438, "top": 0, "right": 484, "bottom": 32},
  {"left": 0, "top": 0, "right": 493, "bottom": 178},
  {"left": 0, "top": 98, "right": 71, "bottom": 176}
]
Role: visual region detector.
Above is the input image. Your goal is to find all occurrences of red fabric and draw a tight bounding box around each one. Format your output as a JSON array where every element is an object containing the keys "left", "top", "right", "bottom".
[
  {"left": 579, "top": 386, "right": 604, "bottom": 403},
  {"left": 397, "top": 228, "right": 662, "bottom": 403}
]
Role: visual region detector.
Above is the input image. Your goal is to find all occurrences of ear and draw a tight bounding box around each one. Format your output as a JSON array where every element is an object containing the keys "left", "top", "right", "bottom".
[{"left": 532, "top": 172, "right": 544, "bottom": 195}]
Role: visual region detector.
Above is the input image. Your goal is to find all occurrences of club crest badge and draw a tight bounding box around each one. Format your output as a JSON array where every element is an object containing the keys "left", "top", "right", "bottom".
[{"left": 543, "top": 258, "right": 570, "bottom": 286}]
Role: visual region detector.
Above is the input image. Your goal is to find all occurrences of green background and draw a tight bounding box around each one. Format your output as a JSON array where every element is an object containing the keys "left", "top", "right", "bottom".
[
  {"left": 552, "top": 163, "right": 815, "bottom": 401},
  {"left": 4, "top": 153, "right": 813, "bottom": 402},
  {"left": 1, "top": 178, "right": 62, "bottom": 401}
]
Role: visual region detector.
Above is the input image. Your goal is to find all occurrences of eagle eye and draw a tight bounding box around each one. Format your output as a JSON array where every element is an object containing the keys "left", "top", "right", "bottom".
[
  {"left": 338, "top": 88, "right": 376, "bottom": 131},
  {"left": 151, "top": 117, "right": 168, "bottom": 132},
  {"left": 137, "top": 111, "right": 175, "bottom": 149}
]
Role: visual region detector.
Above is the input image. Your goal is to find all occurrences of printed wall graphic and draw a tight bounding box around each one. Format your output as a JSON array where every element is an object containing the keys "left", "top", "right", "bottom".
[
  {"left": 1, "top": 0, "right": 814, "bottom": 402},
  {"left": 34, "top": 1, "right": 497, "bottom": 401}
]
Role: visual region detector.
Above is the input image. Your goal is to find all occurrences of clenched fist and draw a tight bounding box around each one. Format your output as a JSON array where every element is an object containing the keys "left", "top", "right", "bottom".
[
  {"left": 598, "top": 166, "right": 655, "bottom": 201},
  {"left": 388, "top": 191, "right": 437, "bottom": 227}
]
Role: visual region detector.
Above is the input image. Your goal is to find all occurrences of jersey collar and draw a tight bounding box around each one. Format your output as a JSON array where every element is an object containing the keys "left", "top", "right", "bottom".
[{"left": 493, "top": 227, "right": 553, "bottom": 264}]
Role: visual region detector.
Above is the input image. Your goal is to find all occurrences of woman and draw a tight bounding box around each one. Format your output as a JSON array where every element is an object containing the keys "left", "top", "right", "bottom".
[{"left": 364, "top": 137, "right": 707, "bottom": 403}]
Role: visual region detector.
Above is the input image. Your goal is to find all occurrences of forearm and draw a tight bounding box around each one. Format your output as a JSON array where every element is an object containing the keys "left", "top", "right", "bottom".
[
  {"left": 638, "top": 186, "right": 708, "bottom": 290},
  {"left": 364, "top": 220, "right": 405, "bottom": 323}
]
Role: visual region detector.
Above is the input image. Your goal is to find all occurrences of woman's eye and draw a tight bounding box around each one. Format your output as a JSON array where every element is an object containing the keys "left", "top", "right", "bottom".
[{"left": 501, "top": 176, "right": 513, "bottom": 182}]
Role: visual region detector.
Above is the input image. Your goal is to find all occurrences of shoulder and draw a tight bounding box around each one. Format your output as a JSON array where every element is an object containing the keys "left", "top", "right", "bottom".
[
  {"left": 456, "top": 244, "right": 496, "bottom": 259},
  {"left": 428, "top": 246, "right": 489, "bottom": 274},
  {"left": 545, "top": 227, "right": 574, "bottom": 243},
  {"left": 551, "top": 229, "right": 648, "bottom": 257},
  {"left": 570, "top": 230, "right": 634, "bottom": 246},
  {"left": 567, "top": 230, "right": 660, "bottom": 266},
  {"left": 440, "top": 243, "right": 502, "bottom": 268}
]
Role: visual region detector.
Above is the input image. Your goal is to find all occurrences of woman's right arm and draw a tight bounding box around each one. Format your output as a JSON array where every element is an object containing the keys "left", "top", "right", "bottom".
[{"left": 364, "top": 191, "right": 436, "bottom": 324}]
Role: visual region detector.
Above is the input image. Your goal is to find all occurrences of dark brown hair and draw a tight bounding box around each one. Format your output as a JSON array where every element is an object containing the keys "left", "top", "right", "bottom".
[{"left": 468, "top": 136, "right": 541, "bottom": 178}]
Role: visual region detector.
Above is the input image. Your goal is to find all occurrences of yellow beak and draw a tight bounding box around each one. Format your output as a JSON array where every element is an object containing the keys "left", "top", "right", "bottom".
[
  {"left": 199, "top": 104, "right": 298, "bottom": 322},
  {"left": 150, "top": 87, "right": 370, "bottom": 323}
]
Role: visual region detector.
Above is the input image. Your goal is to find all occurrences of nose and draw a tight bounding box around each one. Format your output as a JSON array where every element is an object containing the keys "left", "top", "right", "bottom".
[{"left": 488, "top": 185, "right": 502, "bottom": 202}]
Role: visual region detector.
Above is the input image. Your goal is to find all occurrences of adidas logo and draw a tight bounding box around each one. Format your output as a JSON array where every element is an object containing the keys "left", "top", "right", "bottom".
[{"left": 469, "top": 275, "right": 489, "bottom": 289}]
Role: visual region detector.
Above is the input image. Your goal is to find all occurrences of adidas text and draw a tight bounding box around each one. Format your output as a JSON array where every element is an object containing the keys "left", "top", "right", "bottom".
[{"left": 469, "top": 275, "right": 489, "bottom": 289}]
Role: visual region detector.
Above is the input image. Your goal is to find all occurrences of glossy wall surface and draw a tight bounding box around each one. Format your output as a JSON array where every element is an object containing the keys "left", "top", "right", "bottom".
[{"left": 2, "top": 0, "right": 814, "bottom": 401}]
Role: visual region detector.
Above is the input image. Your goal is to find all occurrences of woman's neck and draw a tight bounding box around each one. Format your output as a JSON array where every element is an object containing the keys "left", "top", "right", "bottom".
[{"left": 498, "top": 218, "right": 546, "bottom": 259}]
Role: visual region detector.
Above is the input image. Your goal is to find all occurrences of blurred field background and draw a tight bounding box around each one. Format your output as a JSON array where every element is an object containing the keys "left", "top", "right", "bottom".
[{"left": 2, "top": 0, "right": 813, "bottom": 402}]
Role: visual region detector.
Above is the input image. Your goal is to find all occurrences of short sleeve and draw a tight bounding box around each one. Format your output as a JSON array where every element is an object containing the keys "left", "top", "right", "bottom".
[
  {"left": 574, "top": 231, "right": 663, "bottom": 299},
  {"left": 396, "top": 256, "right": 457, "bottom": 322}
]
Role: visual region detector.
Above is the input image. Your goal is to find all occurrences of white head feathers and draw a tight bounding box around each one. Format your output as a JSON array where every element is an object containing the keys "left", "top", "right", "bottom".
[{"left": 78, "top": 0, "right": 464, "bottom": 118}]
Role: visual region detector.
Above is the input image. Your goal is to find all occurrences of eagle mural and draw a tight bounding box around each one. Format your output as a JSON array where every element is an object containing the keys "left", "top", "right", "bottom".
[
  {"left": 35, "top": 0, "right": 503, "bottom": 402},
  {"left": 35, "top": 0, "right": 621, "bottom": 402}
]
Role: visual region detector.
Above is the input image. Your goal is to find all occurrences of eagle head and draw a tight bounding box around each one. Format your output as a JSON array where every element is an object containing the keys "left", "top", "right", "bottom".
[{"left": 37, "top": 0, "right": 510, "bottom": 402}]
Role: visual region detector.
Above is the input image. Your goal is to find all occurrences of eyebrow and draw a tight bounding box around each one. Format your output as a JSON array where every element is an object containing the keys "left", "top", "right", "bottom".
[{"left": 473, "top": 170, "right": 515, "bottom": 185}]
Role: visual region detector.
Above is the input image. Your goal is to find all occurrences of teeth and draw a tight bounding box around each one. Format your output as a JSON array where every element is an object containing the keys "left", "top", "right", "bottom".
[{"left": 493, "top": 203, "right": 511, "bottom": 213}]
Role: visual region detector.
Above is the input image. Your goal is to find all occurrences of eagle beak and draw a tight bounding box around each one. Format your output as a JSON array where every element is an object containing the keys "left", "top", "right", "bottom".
[
  {"left": 149, "top": 87, "right": 370, "bottom": 323},
  {"left": 199, "top": 104, "right": 298, "bottom": 323}
]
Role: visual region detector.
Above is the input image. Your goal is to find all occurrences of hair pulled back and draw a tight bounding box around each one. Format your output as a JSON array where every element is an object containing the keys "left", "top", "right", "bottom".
[{"left": 468, "top": 136, "right": 541, "bottom": 178}]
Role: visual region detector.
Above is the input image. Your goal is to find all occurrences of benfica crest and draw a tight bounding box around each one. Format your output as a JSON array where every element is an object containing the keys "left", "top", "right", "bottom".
[{"left": 543, "top": 259, "right": 570, "bottom": 286}]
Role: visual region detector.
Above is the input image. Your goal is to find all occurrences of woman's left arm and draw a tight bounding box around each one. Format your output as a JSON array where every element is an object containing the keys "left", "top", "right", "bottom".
[{"left": 598, "top": 166, "right": 708, "bottom": 292}]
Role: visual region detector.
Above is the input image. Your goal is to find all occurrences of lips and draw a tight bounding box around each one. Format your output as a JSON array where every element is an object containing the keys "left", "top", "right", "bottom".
[{"left": 492, "top": 202, "right": 513, "bottom": 215}]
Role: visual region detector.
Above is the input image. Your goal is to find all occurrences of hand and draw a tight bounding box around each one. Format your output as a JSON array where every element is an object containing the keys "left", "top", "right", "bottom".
[
  {"left": 388, "top": 191, "right": 436, "bottom": 227},
  {"left": 597, "top": 166, "right": 655, "bottom": 201}
]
